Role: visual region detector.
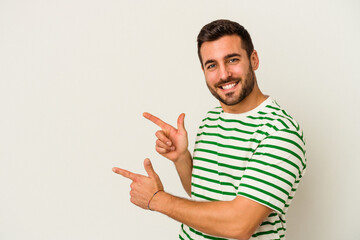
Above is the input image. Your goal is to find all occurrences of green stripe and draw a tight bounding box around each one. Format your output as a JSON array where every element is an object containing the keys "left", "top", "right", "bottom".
[
  {"left": 241, "top": 175, "right": 289, "bottom": 195},
  {"left": 193, "top": 156, "right": 217, "bottom": 165},
  {"left": 203, "top": 116, "right": 264, "bottom": 128},
  {"left": 192, "top": 174, "right": 238, "bottom": 189},
  {"left": 199, "top": 123, "right": 282, "bottom": 137},
  {"left": 179, "top": 235, "right": 185, "bottom": 240},
  {"left": 188, "top": 227, "right": 228, "bottom": 240},
  {"left": 249, "top": 158, "right": 297, "bottom": 179},
  {"left": 261, "top": 220, "right": 282, "bottom": 226},
  {"left": 269, "top": 212, "right": 278, "bottom": 217},
  {"left": 199, "top": 124, "right": 254, "bottom": 135},
  {"left": 247, "top": 116, "right": 275, "bottom": 121},
  {"left": 191, "top": 191, "right": 218, "bottom": 201},
  {"left": 204, "top": 117, "right": 219, "bottom": 122},
  {"left": 257, "top": 144, "right": 305, "bottom": 168},
  {"left": 181, "top": 224, "right": 194, "bottom": 240},
  {"left": 273, "top": 100, "right": 281, "bottom": 108},
  {"left": 281, "top": 113, "right": 299, "bottom": 131},
  {"left": 194, "top": 151, "right": 296, "bottom": 185},
  {"left": 281, "top": 128, "right": 305, "bottom": 145},
  {"left": 277, "top": 118, "right": 289, "bottom": 129},
  {"left": 253, "top": 152, "right": 302, "bottom": 177},
  {"left": 272, "top": 112, "right": 298, "bottom": 130},
  {"left": 192, "top": 173, "right": 220, "bottom": 184},
  {"left": 193, "top": 165, "right": 243, "bottom": 181},
  {"left": 207, "top": 111, "right": 221, "bottom": 115},
  {"left": 239, "top": 183, "right": 286, "bottom": 204},
  {"left": 197, "top": 132, "right": 261, "bottom": 143},
  {"left": 193, "top": 165, "right": 218, "bottom": 175},
  {"left": 195, "top": 140, "right": 255, "bottom": 152},
  {"left": 267, "top": 123, "right": 279, "bottom": 130},
  {"left": 245, "top": 167, "right": 293, "bottom": 187},
  {"left": 266, "top": 105, "right": 280, "bottom": 111},
  {"left": 266, "top": 135, "right": 305, "bottom": 155},
  {"left": 281, "top": 109, "right": 291, "bottom": 119},
  {"left": 282, "top": 109, "right": 299, "bottom": 130},
  {"left": 194, "top": 156, "right": 247, "bottom": 171},
  {"left": 255, "top": 129, "right": 270, "bottom": 136},
  {"left": 219, "top": 172, "right": 242, "bottom": 180},
  {"left": 265, "top": 122, "right": 279, "bottom": 131},
  {"left": 252, "top": 228, "right": 285, "bottom": 238},
  {"left": 238, "top": 192, "right": 283, "bottom": 214},
  {"left": 194, "top": 148, "right": 249, "bottom": 161},
  {"left": 192, "top": 183, "right": 236, "bottom": 196}
]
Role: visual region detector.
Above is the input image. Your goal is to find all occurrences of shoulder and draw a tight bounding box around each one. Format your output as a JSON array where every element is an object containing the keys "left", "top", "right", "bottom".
[
  {"left": 257, "top": 98, "right": 305, "bottom": 144},
  {"left": 256, "top": 98, "right": 307, "bottom": 169}
]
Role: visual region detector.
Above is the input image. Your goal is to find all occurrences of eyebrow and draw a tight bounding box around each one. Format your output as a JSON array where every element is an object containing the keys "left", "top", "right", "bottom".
[
  {"left": 224, "top": 53, "right": 241, "bottom": 59},
  {"left": 203, "top": 53, "right": 242, "bottom": 67}
]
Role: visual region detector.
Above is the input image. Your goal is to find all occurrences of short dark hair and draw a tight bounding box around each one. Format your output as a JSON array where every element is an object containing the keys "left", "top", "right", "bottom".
[{"left": 197, "top": 19, "right": 254, "bottom": 66}]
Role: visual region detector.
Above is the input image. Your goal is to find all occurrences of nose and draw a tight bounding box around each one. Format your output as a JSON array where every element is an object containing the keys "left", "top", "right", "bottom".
[{"left": 219, "top": 64, "right": 231, "bottom": 80}]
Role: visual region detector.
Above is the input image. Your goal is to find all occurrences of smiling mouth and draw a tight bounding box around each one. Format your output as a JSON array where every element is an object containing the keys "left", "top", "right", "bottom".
[{"left": 220, "top": 82, "right": 238, "bottom": 90}]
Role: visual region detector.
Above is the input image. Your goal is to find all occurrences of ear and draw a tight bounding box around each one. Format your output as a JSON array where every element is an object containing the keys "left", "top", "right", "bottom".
[{"left": 250, "top": 50, "right": 259, "bottom": 71}]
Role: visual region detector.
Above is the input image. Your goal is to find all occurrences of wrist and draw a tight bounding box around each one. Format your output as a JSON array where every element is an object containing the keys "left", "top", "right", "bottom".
[
  {"left": 148, "top": 190, "right": 164, "bottom": 211},
  {"left": 148, "top": 191, "right": 171, "bottom": 213},
  {"left": 174, "top": 150, "right": 191, "bottom": 164}
]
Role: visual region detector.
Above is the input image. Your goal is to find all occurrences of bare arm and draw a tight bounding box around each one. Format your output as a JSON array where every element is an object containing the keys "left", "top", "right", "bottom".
[
  {"left": 113, "top": 159, "right": 272, "bottom": 240},
  {"left": 143, "top": 112, "right": 193, "bottom": 196},
  {"left": 173, "top": 150, "right": 192, "bottom": 196},
  {"left": 152, "top": 192, "right": 272, "bottom": 240}
]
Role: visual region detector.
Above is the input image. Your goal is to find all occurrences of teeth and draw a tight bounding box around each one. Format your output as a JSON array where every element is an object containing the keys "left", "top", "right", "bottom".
[{"left": 222, "top": 83, "right": 236, "bottom": 90}]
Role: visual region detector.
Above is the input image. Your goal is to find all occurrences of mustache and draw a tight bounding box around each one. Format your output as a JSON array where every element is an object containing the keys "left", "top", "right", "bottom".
[{"left": 214, "top": 77, "right": 241, "bottom": 88}]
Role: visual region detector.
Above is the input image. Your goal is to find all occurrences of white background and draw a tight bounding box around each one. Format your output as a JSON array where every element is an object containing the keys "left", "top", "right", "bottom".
[{"left": 1, "top": 0, "right": 359, "bottom": 239}]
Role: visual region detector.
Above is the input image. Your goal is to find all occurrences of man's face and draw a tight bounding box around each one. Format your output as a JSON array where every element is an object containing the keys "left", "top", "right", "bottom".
[{"left": 200, "top": 35, "right": 257, "bottom": 107}]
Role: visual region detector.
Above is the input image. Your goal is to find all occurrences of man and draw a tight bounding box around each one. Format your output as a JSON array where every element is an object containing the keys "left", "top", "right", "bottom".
[{"left": 113, "top": 19, "right": 306, "bottom": 240}]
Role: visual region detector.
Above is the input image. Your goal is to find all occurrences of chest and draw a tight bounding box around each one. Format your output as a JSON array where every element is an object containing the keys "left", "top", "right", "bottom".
[{"left": 192, "top": 118, "right": 270, "bottom": 200}]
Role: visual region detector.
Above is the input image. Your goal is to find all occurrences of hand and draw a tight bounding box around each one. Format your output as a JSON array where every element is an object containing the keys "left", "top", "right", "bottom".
[
  {"left": 143, "top": 112, "right": 188, "bottom": 163},
  {"left": 112, "top": 158, "right": 164, "bottom": 210}
]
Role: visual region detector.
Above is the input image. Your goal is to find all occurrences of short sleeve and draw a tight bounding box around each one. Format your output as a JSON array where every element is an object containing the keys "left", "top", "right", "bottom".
[{"left": 237, "top": 129, "right": 306, "bottom": 214}]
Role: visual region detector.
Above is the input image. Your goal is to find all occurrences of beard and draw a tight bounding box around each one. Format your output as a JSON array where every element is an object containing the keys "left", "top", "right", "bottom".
[{"left": 206, "top": 66, "right": 256, "bottom": 106}]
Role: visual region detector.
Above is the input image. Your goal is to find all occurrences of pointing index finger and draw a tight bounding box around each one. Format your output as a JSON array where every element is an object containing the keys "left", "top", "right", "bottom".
[
  {"left": 143, "top": 112, "right": 168, "bottom": 129},
  {"left": 112, "top": 167, "right": 137, "bottom": 181}
]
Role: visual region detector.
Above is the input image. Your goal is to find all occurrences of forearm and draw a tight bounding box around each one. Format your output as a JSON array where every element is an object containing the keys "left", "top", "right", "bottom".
[
  {"left": 151, "top": 192, "right": 268, "bottom": 240},
  {"left": 174, "top": 150, "right": 193, "bottom": 196}
]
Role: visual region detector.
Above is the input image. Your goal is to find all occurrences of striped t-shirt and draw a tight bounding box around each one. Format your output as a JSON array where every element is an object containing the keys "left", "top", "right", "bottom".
[{"left": 179, "top": 97, "right": 306, "bottom": 240}]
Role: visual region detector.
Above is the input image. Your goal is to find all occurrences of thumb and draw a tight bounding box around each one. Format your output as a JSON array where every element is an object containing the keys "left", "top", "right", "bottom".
[
  {"left": 144, "top": 158, "right": 156, "bottom": 178},
  {"left": 177, "top": 113, "right": 186, "bottom": 132}
]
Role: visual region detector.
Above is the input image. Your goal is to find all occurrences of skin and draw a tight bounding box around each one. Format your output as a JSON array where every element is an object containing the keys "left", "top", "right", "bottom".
[
  {"left": 113, "top": 35, "right": 272, "bottom": 240},
  {"left": 201, "top": 35, "right": 267, "bottom": 113}
]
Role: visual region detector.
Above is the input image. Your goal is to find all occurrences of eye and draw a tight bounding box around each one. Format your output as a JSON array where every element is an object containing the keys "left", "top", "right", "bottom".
[
  {"left": 228, "top": 58, "right": 239, "bottom": 63},
  {"left": 207, "top": 63, "right": 216, "bottom": 70}
]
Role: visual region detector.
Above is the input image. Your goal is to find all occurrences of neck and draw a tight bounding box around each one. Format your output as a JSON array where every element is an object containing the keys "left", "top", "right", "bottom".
[{"left": 220, "top": 82, "right": 267, "bottom": 114}]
